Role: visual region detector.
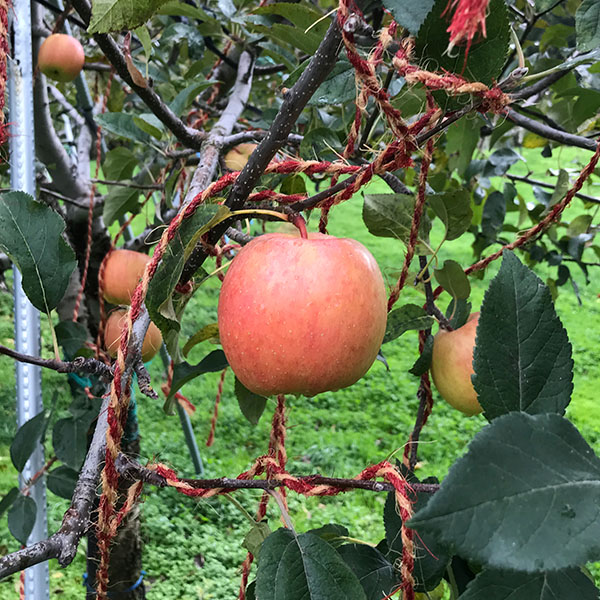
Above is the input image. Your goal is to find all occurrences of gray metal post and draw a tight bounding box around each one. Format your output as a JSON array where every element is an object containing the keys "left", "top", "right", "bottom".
[{"left": 8, "top": 0, "right": 50, "bottom": 598}]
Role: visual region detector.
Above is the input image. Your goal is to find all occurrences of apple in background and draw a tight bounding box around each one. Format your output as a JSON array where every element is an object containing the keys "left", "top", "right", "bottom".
[
  {"left": 218, "top": 232, "right": 388, "bottom": 397},
  {"left": 102, "top": 249, "right": 151, "bottom": 306},
  {"left": 104, "top": 309, "right": 162, "bottom": 362},
  {"left": 430, "top": 312, "right": 482, "bottom": 416},
  {"left": 224, "top": 143, "right": 257, "bottom": 171},
  {"left": 38, "top": 34, "right": 85, "bottom": 82}
]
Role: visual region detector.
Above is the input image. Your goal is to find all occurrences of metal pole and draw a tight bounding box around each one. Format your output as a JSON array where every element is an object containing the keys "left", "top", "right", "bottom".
[{"left": 9, "top": 0, "right": 49, "bottom": 597}]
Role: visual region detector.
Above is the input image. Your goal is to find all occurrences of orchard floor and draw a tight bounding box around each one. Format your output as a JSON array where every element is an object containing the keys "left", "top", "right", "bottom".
[{"left": 0, "top": 146, "right": 599, "bottom": 598}]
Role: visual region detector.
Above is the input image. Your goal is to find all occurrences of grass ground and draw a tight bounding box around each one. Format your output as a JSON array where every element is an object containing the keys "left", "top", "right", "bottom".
[{"left": 0, "top": 145, "right": 598, "bottom": 598}]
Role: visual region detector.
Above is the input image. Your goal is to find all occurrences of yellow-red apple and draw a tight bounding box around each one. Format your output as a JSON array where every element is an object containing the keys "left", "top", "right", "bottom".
[
  {"left": 38, "top": 34, "right": 85, "bottom": 83},
  {"left": 430, "top": 312, "right": 482, "bottom": 416},
  {"left": 102, "top": 249, "right": 151, "bottom": 306},
  {"left": 217, "top": 232, "right": 387, "bottom": 396},
  {"left": 224, "top": 143, "right": 257, "bottom": 171},
  {"left": 104, "top": 309, "right": 162, "bottom": 362}
]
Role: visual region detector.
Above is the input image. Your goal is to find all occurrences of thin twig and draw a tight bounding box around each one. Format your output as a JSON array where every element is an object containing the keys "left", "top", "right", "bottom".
[{"left": 506, "top": 173, "right": 600, "bottom": 205}]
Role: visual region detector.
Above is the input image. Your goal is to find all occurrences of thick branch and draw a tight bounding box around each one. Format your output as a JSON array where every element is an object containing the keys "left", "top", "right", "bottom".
[{"left": 506, "top": 108, "right": 598, "bottom": 151}]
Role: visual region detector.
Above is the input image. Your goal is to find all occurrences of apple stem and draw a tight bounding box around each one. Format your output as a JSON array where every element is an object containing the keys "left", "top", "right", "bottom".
[{"left": 289, "top": 213, "right": 308, "bottom": 239}]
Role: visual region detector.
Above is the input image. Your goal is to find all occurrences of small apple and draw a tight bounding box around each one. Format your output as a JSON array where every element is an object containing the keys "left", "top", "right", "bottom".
[
  {"left": 102, "top": 249, "right": 151, "bottom": 306},
  {"left": 224, "top": 143, "right": 257, "bottom": 171},
  {"left": 430, "top": 312, "right": 482, "bottom": 416},
  {"left": 38, "top": 34, "right": 85, "bottom": 83},
  {"left": 104, "top": 309, "right": 162, "bottom": 362},
  {"left": 217, "top": 232, "right": 387, "bottom": 396}
]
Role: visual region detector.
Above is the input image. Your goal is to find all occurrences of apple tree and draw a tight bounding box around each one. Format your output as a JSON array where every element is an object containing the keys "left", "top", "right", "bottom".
[{"left": 0, "top": 0, "right": 600, "bottom": 597}]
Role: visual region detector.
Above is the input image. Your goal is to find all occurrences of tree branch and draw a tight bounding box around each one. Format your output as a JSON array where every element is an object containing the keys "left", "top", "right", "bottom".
[
  {"left": 505, "top": 108, "right": 598, "bottom": 151},
  {"left": 506, "top": 173, "right": 600, "bottom": 204}
]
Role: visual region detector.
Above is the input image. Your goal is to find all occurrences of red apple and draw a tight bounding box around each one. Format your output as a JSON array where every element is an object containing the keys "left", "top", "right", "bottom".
[
  {"left": 224, "top": 143, "right": 257, "bottom": 171},
  {"left": 104, "top": 309, "right": 162, "bottom": 362},
  {"left": 430, "top": 312, "right": 482, "bottom": 416},
  {"left": 102, "top": 249, "right": 151, "bottom": 306},
  {"left": 38, "top": 34, "right": 85, "bottom": 83},
  {"left": 217, "top": 232, "right": 388, "bottom": 396}
]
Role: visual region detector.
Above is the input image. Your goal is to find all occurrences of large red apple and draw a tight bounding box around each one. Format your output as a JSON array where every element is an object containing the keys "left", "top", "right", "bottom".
[
  {"left": 218, "top": 232, "right": 388, "bottom": 396},
  {"left": 104, "top": 309, "right": 162, "bottom": 362},
  {"left": 102, "top": 249, "right": 151, "bottom": 306},
  {"left": 38, "top": 34, "right": 85, "bottom": 83},
  {"left": 430, "top": 312, "right": 482, "bottom": 416}
]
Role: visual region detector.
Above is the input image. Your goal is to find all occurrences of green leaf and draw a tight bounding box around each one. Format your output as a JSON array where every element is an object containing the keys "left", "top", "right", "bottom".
[
  {"left": 243, "top": 522, "right": 272, "bottom": 557},
  {"left": 103, "top": 147, "right": 138, "bottom": 181},
  {"left": 382, "top": 0, "right": 436, "bottom": 34},
  {"left": 308, "top": 524, "right": 349, "bottom": 548},
  {"left": 182, "top": 323, "right": 220, "bottom": 357},
  {"left": 383, "top": 304, "right": 433, "bottom": 344},
  {"left": 445, "top": 298, "right": 472, "bottom": 329},
  {"left": 11, "top": 412, "right": 47, "bottom": 472},
  {"left": 235, "top": 377, "right": 267, "bottom": 426},
  {"left": 415, "top": 0, "right": 510, "bottom": 87},
  {"left": 47, "top": 466, "right": 79, "bottom": 500},
  {"left": 8, "top": 495, "right": 37, "bottom": 545},
  {"left": 337, "top": 543, "right": 397, "bottom": 600},
  {"left": 576, "top": 0, "right": 600, "bottom": 52},
  {"left": 409, "top": 412, "right": 600, "bottom": 572},
  {"left": 133, "top": 114, "right": 164, "bottom": 140},
  {"left": 481, "top": 191, "right": 506, "bottom": 241},
  {"left": 446, "top": 116, "right": 481, "bottom": 176},
  {"left": 429, "top": 190, "right": 473, "bottom": 241},
  {"left": 88, "top": 0, "right": 170, "bottom": 33},
  {"left": 170, "top": 81, "right": 218, "bottom": 116},
  {"left": 249, "top": 22, "right": 325, "bottom": 56},
  {"left": 55, "top": 320, "right": 90, "bottom": 360},
  {"left": 156, "top": 0, "right": 211, "bottom": 19},
  {"left": 363, "top": 194, "right": 431, "bottom": 249},
  {"left": 0, "top": 488, "right": 19, "bottom": 517},
  {"left": 103, "top": 185, "right": 140, "bottom": 226},
  {"left": 134, "top": 25, "right": 153, "bottom": 67},
  {"left": 146, "top": 205, "right": 226, "bottom": 336},
  {"left": 165, "top": 351, "right": 229, "bottom": 412},
  {"left": 309, "top": 60, "right": 356, "bottom": 106},
  {"left": 53, "top": 417, "right": 88, "bottom": 470},
  {"left": 549, "top": 168, "right": 570, "bottom": 208},
  {"left": 434, "top": 260, "right": 470, "bottom": 300},
  {"left": 473, "top": 251, "right": 573, "bottom": 419},
  {"left": 0, "top": 192, "right": 76, "bottom": 313},
  {"left": 96, "top": 113, "right": 152, "bottom": 144},
  {"left": 409, "top": 333, "right": 433, "bottom": 376},
  {"left": 254, "top": 3, "right": 328, "bottom": 33},
  {"left": 460, "top": 567, "right": 600, "bottom": 599},
  {"left": 256, "top": 528, "right": 367, "bottom": 600},
  {"left": 384, "top": 480, "right": 451, "bottom": 592}
]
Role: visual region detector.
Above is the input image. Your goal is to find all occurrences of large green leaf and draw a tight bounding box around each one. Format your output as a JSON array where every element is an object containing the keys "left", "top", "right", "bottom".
[
  {"left": 460, "top": 567, "right": 599, "bottom": 599},
  {"left": 309, "top": 60, "right": 356, "bottom": 106},
  {"left": 89, "top": 0, "right": 170, "bottom": 33},
  {"left": 0, "top": 192, "right": 76, "bottom": 313},
  {"left": 8, "top": 495, "right": 36, "bottom": 545},
  {"left": 103, "top": 185, "right": 140, "bottom": 226},
  {"left": 383, "top": 304, "right": 433, "bottom": 344},
  {"left": 146, "top": 204, "right": 226, "bottom": 335},
  {"left": 576, "top": 0, "right": 600, "bottom": 52},
  {"left": 362, "top": 194, "right": 431, "bottom": 249},
  {"left": 446, "top": 116, "right": 481, "bottom": 176},
  {"left": 235, "top": 377, "right": 267, "bottom": 426},
  {"left": 433, "top": 259, "right": 470, "bottom": 300},
  {"left": 337, "top": 543, "right": 397, "bottom": 600},
  {"left": 256, "top": 528, "right": 367, "bottom": 600},
  {"left": 53, "top": 417, "right": 88, "bottom": 471},
  {"left": 47, "top": 466, "right": 79, "bottom": 500},
  {"left": 10, "top": 412, "right": 47, "bottom": 472},
  {"left": 409, "top": 412, "right": 600, "bottom": 572},
  {"left": 415, "top": 0, "right": 510, "bottom": 86},
  {"left": 382, "top": 0, "right": 436, "bottom": 34},
  {"left": 102, "top": 147, "right": 138, "bottom": 181},
  {"left": 473, "top": 251, "right": 573, "bottom": 419},
  {"left": 428, "top": 190, "right": 473, "bottom": 241},
  {"left": 96, "top": 113, "right": 152, "bottom": 144}
]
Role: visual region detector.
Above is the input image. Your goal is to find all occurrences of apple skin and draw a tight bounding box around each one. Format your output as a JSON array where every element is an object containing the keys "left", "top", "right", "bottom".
[
  {"left": 217, "top": 232, "right": 388, "bottom": 397},
  {"left": 104, "top": 309, "right": 162, "bottom": 362},
  {"left": 224, "top": 143, "right": 257, "bottom": 171},
  {"left": 430, "top": 312, "right": 482, "bottom": 416},
  {"left": 38, "top": 34, "right": 85, "bottom": 83},
  {"left": 102, "top": 249, "right": 151, "bottom": 306}
]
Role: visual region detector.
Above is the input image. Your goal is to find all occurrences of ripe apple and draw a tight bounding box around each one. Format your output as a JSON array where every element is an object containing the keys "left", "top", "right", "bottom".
[
  {"left": 224, "top": 143, "right": 257, "bottom": 171},
  {"left": 430, "top": 312, "right": 482, "bottom": 416},
  {"left": 102, "top": 249, "right": 151, "bottom": 306},
  {"left": 104, "top": 309, "right": 162, "bottom": 362},
  {"left": 217, "top": 232, "right": 388, "bottom": 396},
  {"left": 38, "top": 34, "right": 85, "bottom": 83}
]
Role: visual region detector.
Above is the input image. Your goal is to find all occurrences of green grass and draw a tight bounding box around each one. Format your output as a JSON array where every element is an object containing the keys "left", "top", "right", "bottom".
[{"left": 0, "top": 146, "right": 599, "bottom": 597}]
